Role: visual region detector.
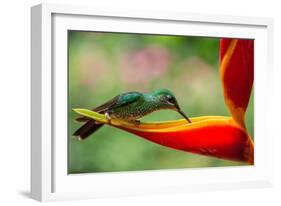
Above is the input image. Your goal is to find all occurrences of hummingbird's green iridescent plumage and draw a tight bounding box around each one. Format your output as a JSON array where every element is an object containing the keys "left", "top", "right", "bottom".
[{"left": 73, "top": 88, "right": 191, "bottom": 140}]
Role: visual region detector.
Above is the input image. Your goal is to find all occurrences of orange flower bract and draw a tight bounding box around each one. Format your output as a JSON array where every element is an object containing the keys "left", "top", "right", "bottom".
[{"left": 220, "top": 39, "right": 254, "bottom": 128}]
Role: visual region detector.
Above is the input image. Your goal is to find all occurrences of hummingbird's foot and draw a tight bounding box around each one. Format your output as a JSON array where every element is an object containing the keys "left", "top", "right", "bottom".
[
  {"left": 132, "top": 119, "right": 141, "bottom": 127},
  {"left": 105, "top": 112, "right": 112, "bottom": 124}
]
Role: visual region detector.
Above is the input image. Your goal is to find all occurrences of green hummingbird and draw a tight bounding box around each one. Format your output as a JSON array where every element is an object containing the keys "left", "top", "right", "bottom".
[{"left": 73, "top": 88, "right": 191, "bottom": 140}]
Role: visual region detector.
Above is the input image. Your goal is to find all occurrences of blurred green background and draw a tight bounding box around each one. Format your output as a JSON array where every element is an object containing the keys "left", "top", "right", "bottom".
[{"left": 68, "top": 31, "right": 254, "bottom": 174}]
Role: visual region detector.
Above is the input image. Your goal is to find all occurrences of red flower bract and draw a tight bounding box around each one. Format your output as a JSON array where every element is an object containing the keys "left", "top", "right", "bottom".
[{"left": 121, "top": 118, "right": 252, "bottom": 163}]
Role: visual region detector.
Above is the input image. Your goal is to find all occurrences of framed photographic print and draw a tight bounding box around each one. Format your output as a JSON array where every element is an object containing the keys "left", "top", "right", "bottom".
[{"left": 31, "top": 3, "right": 274, "bottom": 201}]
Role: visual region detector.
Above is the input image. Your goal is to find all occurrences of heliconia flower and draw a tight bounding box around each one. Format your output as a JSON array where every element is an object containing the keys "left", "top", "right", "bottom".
[{"left": 73, "top": 38, "right": 254, "bottom": 164}]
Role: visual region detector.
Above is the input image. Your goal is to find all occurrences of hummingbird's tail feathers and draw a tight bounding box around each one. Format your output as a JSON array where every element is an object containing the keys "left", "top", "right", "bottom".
[{"left": 73, "top": 120, "right": 104, "bottom": 140}]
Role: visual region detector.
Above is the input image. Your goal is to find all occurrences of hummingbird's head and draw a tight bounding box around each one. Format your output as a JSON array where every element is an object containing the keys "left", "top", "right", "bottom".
[
  {"left": 153, "top": 89, "right": 180, "bottom": 109},
  {"left": 152, "top": 89, "right": 192, "bottom": 123}
]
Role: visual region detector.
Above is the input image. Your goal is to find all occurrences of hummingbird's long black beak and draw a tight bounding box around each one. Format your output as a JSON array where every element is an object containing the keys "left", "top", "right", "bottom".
[{"left": 178, "top": 110, "right": 192, "bottom": 123}]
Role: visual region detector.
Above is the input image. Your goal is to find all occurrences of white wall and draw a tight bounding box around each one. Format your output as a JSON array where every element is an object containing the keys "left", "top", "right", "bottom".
[{"left": 0, "top": 0, "right": 280, "bottom": 205}]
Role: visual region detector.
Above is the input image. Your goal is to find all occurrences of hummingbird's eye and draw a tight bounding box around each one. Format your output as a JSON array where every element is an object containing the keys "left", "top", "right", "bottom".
[{"left": 166, "top": 95, "right": 174, "bottom": 103}]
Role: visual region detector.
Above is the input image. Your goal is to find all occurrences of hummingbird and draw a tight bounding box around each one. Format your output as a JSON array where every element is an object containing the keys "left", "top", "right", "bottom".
[{"left": 73, "top": 88, "right": 191, "bottom": 140}]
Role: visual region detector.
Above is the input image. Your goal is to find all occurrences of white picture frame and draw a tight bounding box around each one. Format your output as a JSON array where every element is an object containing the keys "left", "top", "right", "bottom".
[{"left": 31, "top": 3, "right": 274, "bottom": 202}]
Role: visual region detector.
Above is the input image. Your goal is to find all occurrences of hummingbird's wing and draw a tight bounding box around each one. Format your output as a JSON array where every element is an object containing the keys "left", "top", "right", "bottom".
[
  {"left": 76, "top": 92, "right": 142, "bottom": 122},
  {"left": 73, "top": 92, "right": 142, "bottom": 140},
  {"left": 75, "top": 95, "right": 120, "bottom": 122},
  {"left": 91, "top": 95, "right": 121, "bottom": 113},
  {"left": 113, "top": 92, "right": 142, "bottom": 109}
]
